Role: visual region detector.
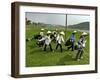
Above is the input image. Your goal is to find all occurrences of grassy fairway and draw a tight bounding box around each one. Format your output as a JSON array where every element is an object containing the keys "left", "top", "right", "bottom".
[{"left": 26, "top": 24, "right": 89, "bottom": 67}]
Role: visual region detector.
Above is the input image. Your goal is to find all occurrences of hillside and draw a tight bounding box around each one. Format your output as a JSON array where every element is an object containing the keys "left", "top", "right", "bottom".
[
  {"left": 68, "top": 22, "right": 89, "bottom": 30},
  {"left": 28, "top": 21, "right": 89, "bottom": 31}
]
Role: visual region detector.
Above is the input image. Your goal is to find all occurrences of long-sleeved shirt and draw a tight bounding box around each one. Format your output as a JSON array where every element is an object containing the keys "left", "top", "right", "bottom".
[
  {"left": 40, "top": 32, "right": 44, "bottom": 36},
  {"left": 44, "top": 35, "right": 51, "bottom": 45},
  {"left": 78, "top": 36, "right": 86, "bottom": 49},
  {"left": 56, "top": 34, "right": 64, "bottom": 44},
  {"left": 70, "top": 34, "right": 75, "bottom": 42}
]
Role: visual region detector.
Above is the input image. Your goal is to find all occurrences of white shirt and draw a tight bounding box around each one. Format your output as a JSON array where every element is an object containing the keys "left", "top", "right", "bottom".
[
  {"left": 40, "top": 32, "right": 44, "bottom": 36},
  {"left": 45, "top": 35, "right": 51, "bottom": 45},
  {"left": 82, "top": 40, "right": 87, "bottom": 48},
  {"left": 78, "top": 37, "right": 86, "bottom": 48},
  {"left": 56, "top": 34, "right": 64, "bottom": 44}
]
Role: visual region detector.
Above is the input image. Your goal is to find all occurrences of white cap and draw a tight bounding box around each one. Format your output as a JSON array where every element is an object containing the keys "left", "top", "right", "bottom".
[
  {"left": 60, "top": 31, "right": 65, "bottom": 35},
  {"left": 73, "top": 30, "right": 77, "bottom": 33},
  {"left": 41, "top": 28, "right": 44, "bottom": 31},
  {"left": 81, "top": 32, "right": 87, "bottom": 36},
  {"left": 47, "top": 31, "right": 51, "bottom": 34}
]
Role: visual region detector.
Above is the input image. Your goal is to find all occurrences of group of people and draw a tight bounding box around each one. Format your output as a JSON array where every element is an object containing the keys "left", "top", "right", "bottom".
[
  {"left": 31, "top": 28, "right": 88, "bottom": 61},
  {"left": 66, "top": 31, "right": 87, "bottom": 61},
  {"left": 38, "top": 29, "right": 65, "bottom": 53}
]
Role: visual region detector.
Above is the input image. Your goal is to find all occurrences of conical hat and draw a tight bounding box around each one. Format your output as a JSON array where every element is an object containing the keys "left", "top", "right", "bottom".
[
  {"left": 41, "top": 28, "right": 44, "bottom": 30},
  {"left": 47, "top": 31, "right": 51, "bottom": 34},
  {"left": 60, "top": 31, "right": 65, "bottom": 35},
  {"left": 81, "top": 32, "right": 87, "bottom": 35},
  {"left": 73, "top": 30, "right": 77, "bottom": 33}
]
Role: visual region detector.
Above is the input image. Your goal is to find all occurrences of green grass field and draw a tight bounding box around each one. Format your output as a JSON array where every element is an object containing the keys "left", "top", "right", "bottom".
[{"left": 26, "top": 24, "right": 89, "bottom": 67}]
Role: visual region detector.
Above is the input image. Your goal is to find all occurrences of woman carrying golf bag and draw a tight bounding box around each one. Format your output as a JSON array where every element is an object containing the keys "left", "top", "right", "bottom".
[
  {"left": 67, "top": 31, "right": 77, "bottom": 51},
  {"left": 75, "top": 32, "right": 87, "bottom": 61}
]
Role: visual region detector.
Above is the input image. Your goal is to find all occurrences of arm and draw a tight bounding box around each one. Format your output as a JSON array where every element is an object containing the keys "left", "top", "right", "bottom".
[
  {"left": 38, "top": 38, "right": 45, "bottom": 41},
  {"left": 62, "top": 36, "right": 65, "bottom": 43}
]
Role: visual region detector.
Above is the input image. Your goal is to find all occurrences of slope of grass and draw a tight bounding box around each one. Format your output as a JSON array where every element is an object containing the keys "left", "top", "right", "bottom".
[
  {"left": 68, "top": 22, "right": 89, "bottom": 30},
  {"left": 26, "top": 24, "right": 89, "bottom": 67}
]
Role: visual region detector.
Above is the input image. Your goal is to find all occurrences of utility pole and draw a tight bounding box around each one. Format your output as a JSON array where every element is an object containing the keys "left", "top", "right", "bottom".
[{"left": 65, "top": 14, "right": 67, "bottom": 40}]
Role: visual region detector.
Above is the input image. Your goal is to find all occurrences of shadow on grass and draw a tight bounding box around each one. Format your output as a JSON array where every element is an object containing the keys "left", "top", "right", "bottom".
[
  {"left": 27, "top": 42, "right": 37, "bottom": 48},
  {"left": 28, "top": 48, "right": 43, "bottom": 54},
  {"left": 28, "top": 47, "right": 53, "bottom": 54},
  {"left": 56, "top": 53, "right": 74, "bottom": 65}
]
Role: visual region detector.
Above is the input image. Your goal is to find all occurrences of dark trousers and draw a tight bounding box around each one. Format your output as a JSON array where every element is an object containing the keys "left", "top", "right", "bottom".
[
  {"left": 44, "top": 44, "right": 53, "bottom": 51},
  {"left": 76, "top": 49, "right": 83, "bottom": 60},
  {"left": 56, "top": 43, "right": 62, "bottom": 52},
  {"left": 68, "top": 42, "right": 74, "bottom": 51}
]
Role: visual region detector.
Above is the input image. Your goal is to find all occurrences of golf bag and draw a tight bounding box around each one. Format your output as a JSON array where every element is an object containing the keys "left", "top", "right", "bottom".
[
  {"left": 27, "top": 34, "right": 42, "bottom": 41},
  {"left": 36, "top": 38, "right": 45, "bottom": 47},
  {"left": 74, "top": 44, "right": 78, "bottom": 50},
  {"left": 65, "top": 39, "right": 71, "bottom": 46},
  {"left": 50, "top": 33, "right": 57, "bottom": 42},
  {"left": 34, "top": 34, "right": 42, "bottom": 40}
]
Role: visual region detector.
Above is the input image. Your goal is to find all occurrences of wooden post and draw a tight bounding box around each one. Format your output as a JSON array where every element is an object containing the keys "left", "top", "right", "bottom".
[{"left": 65, "top": 14, "right": 67, "bottom": 40}]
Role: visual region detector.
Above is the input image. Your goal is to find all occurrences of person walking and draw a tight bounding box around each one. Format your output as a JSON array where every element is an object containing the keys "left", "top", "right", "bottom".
[
  {"left": 44, "top": 31, "right": 53, "bottom": 51},
  {"left": 56, "top": 31, "right": 65, "bottom": 52},
  {"left": 68, "top": 31, "right": 77, "bottom": 51},
  {"left": 75, "top": 32, "right": 87, "bottom": 61}
]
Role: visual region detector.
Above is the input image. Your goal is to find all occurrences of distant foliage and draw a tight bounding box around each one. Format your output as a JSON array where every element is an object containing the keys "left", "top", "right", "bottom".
[
  {"left": 26, "top": 20, "right": 31, "bottom": 25},
  {"left": 26, "top": 19, "right": 31, "bottom": 25}
]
